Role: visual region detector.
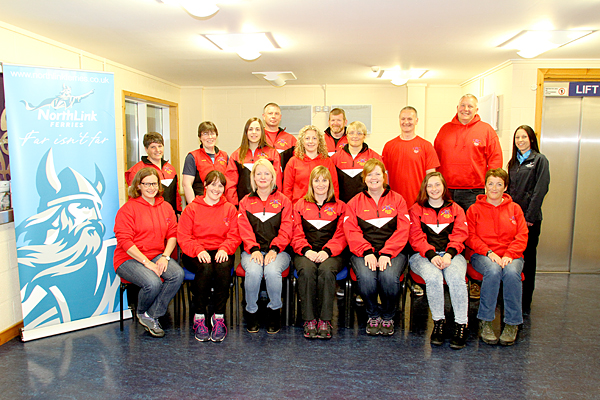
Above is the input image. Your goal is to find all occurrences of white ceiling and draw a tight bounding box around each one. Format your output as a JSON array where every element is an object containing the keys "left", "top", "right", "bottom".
[{"left": 2, "top": 0, "right": 600, "bottom": 87}]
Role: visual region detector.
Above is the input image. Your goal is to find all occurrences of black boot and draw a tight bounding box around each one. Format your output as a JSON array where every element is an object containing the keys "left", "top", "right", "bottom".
[
  {"left": 430, "top": 319, "right": 445, "bottom": 346},
  {"left": 246, "top": 311, "right": 259, "bottom": 333},
  {"left": 266, "top": 308, "right": 281, "bottom": 334},
  {"left": 450, "top": 323, "right": 468, "bottom": 350}
]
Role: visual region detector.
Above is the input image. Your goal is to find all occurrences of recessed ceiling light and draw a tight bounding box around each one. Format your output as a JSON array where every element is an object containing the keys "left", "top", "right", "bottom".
[
  {"left": 499, "top": 30, "right": 596, "bottom": 58},
  {"left": 376, "top": 69, "right": 428, "bottom": 86},
  {"left": 252, "top": 71, "right": 297, "bottom": 87},
  {"left": 201, "top": 32, "right": 279, "bottom": 60},
  {"left": 159, "top": 0, "right": 219, "bottom": 18}
]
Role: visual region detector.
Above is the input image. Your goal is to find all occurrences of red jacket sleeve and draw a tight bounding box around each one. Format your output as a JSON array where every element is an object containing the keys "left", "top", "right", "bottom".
[
  {"left": 408, "top": 204, "right": 436, "bottom": 257},
  {"left": 114, "top": 203, "right": 137, "bottom": 253},
  {"left": 291, "top": 202, "right": 311, "bottom": 255},
  {"left": 446, "top": 203, "right": 468, "bottom": 254},
  {"left": 164, "top": 204, "right": 178, "bottom": 240},
  {"left": 343, "top": 198, "right": 374, "bottom": 257},
  {"left": 220, "top": 204, "right": 242, "bottom": 255},
  {"left": 326, "top": 158, "right": 340, "bottom": 200},
  {"left": 177, "top": 203, "right": 203, "bottom": 257},
  {"left": 504, "top": 204, "right": 529, "bottom": 260},
  {"left": 323, "top": 201, "right": 347, "bottom": 257},
  {"left": 225, "top": 154, "right": 240, "bottom": 206},
  {"left": 486, "top": 131, "right": 503, "bottom": 170},
  {"left": 379, "top": 195, "right": 410, "bottom": 258},
  {"left": 466, "top": 206, "right": 490, "bottom": 256},
  {"left": 283, "top": 157, "right": 296, "bottom": 200},
  {"left": 270, "top": 195, "right": 293, "bottom": 253},
  {"left": 237, "top": 197, "right": 259, "bottom": 254}
]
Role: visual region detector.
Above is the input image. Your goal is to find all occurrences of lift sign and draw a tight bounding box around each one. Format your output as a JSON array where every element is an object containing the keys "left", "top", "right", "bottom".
[{"left": 569, "top": 82, "right": 600, "bottom": 97}]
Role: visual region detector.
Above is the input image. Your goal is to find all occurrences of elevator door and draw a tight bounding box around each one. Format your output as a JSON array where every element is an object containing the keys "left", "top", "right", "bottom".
[{"left": 538, "top": 95, "right": 600, "bottom": 273}]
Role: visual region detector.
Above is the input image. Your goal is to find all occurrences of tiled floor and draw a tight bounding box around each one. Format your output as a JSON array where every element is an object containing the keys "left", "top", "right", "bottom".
[{"left": 0, "top": 273, "right": 598, "bottom": 399}]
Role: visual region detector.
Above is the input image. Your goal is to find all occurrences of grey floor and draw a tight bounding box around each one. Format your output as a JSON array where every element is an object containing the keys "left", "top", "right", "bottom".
[{"left": 0, "top": 273, "right": 598, "bottom": 399}]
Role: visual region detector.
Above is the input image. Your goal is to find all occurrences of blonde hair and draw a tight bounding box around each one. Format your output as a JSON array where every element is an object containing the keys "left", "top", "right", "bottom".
[
  {"left": 295, "top": 125, "right": 328, "bottom": 159},
  {"left": 346, "top": 121, "right": 367, "bottom": 136},
  {"left": 361, "top": 158, "right": 388, "bottom": 186},
  {"left": 250, "top": 159, "right": 277, "bottom": 192},
  {"left": 304, "top": 166, "right": 335, "bottom": 203}
]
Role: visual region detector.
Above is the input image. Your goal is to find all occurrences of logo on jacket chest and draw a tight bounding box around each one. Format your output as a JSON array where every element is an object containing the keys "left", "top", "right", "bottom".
[
  {"left": 440, "top": 209, "right": 452, "bottom": 219},
  {"left": 473, "top": 139, "right": 481, "bottom": 146},
  {"left": 276, "top": 138, "right": 288, "bottom": 148},
  {"left": 381, "top": 205, "right": 395, "bottom": 215},
  {"left": 163, "top": 165, "right": 173, "bottom": 175},
  {"left": 413, "top": 146, "right": 421, "bottom": 154},
  {"left": 217, "top": 156, "right": 227, "bottom": 166},
  {"left": 269, "top": 199, "right": 282, "bottom": 209},
  {"left": 223, "top": 217, "right": 230, "bottom": 226},
  {"left": 525, "top": 162, "right": 535, "bottom": 168},
  {"left": 323, "top": 206, "right": 336, "bottom": 216},
  {"left": 356, "top": 157, "right": 368, "bottom": 166},
  {"left": 509, "top": 215, "right": 517, "bottom": 225}
]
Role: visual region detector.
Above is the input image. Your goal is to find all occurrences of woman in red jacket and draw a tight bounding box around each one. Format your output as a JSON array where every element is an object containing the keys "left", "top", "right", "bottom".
[
  {"left": 344, "top": 159, "right": 409, "bottom": 336},
  {"left": 283, "top": 125, "right": 339, "bottom": 205},
  {"left": 238, "top": 159, "right": 293, "bottom": 334},
  {"left": 181, "top": 121, "right": 229, "bottom": 204},
  {"left": 292, "top": 166, "right": 347, "bottom": 339},
  {"left": 408, "top": 172, "right": 469, "bottom": 349},
  {"left": 114, "top": 168, "right": 184, "bottom": 338},
  {"left": 178, "top": 170, "right": 241, "bottom": 343},
  {"left": 225, "top": 118, "right": 282, "bottom": 206},
  {"left": 467, "top": 168, "right": 528, "bottom": 346}
]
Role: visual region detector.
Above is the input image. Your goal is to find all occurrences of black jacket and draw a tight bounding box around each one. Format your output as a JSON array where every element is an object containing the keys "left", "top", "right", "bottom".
[{"left": 507, "top": 151, "right": 550, "bottom": 223}]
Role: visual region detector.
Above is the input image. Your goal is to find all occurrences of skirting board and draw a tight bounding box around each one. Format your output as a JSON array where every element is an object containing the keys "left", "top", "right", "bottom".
[
  {"left": 0, "top": 321, "right": 24, "bottom": 346},
  {"left": 20, "top": 310, "right": 132, "bottom": 342}
]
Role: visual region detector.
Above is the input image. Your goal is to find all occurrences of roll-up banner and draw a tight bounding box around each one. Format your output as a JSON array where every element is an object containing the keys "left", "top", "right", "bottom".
[{"left": 3, "top": 64, "right": 128, "bottom": 341}]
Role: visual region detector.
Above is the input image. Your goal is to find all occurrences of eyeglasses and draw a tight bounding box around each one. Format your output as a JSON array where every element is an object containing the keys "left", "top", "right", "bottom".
[
  {"left": 140, "top": 182, "right": 159, "bottom": 188},
  {"left": 201, "top": 131, "right": 217, "bottom": 138},
  {"left": 347, "top": 131, "right": 365, "bottom": 137}
]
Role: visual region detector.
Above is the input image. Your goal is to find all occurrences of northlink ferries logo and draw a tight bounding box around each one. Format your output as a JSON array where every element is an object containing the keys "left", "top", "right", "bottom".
[
  {"left": 17, "top": 149, "right": 120, "bottom": 330},
  {"left": 21, "top": 84, "right": 97, "bottom": 128}
]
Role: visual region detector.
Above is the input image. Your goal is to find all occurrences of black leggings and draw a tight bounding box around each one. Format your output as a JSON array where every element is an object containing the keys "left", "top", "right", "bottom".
[{"left": 182, "top": 251, "right": 233, "bottom": 315}]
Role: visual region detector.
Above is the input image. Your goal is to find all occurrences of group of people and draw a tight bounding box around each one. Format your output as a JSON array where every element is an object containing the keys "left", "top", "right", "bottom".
[{"left": 113, "top": 96, "right": 550, "bottom": 349}]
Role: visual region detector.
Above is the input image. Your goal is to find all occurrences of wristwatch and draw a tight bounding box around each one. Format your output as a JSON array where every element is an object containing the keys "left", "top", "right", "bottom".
[
  {"left": 486, "top": 250, "right": 493, "bottom": 256},
  {"left": 161, "top": 254, "right": 171, "bottom": 261}
]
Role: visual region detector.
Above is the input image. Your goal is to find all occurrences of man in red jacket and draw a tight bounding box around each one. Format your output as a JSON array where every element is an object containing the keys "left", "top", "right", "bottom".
[
  {"left": 434, "top": 94, "right": 502, "bottom": 212},
  {"left": 324, "top": 108, "right": 348, "bottom": 156},
  {"left": 263, "top": 102, "right": 296, "bottom": 171}
]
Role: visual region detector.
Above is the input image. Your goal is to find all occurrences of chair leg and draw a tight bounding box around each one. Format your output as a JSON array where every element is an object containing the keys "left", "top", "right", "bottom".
[
  {"left": 235, "top": 277, "right": 241, "bottom": 327},
  {"left": 120, "top": 283, "right": 124, "bottom": 331},
  {"left": 344, "top": 279, "right": 352, "bottom": 329}
]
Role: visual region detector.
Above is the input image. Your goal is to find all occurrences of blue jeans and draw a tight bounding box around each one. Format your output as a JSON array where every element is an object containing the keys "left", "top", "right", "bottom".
[
  {"left": 471, "top": 253, "right": 524, "bottom": 325},
  {"left": 241, "top": 251, "right": 291, "bottom": 313},
  {"left": 116, "top": 255, "right": 184, "bottom": 319},
  {"left": 409, "top": 252, "right": 468, "bottom": 324},
  {"left": 351, "top": 254, "right": 406, "bottom": 320}
]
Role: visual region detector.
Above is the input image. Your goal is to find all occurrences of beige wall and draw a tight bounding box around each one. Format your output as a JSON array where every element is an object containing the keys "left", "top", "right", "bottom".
[
  {"left": 0, "top": 21, "right": 181, "bottom": 333},
  {"left": 180, "top": 84, "right": 463, "bottom": 158}
]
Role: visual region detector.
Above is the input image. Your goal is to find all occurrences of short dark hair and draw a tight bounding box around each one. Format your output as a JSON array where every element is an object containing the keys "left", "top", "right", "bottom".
[
  {"left": 197, "top": 121, "right": 218, "bottom": 138},
  {"left": 128, "top": 167, "right": 164, "bottom": 198},
  {"left": 485, "top": 168, "right": 508, "bottom": 187},
  {"left": 204, "top": 170, "right": 226, "bottom": 187},
  {"left": 143, "top": 132, "right": 164, "bottom": 148}
]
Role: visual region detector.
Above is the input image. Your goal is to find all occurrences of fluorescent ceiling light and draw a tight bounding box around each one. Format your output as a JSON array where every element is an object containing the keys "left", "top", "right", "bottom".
[
  {"left": 253, "top": 71, "right": 297, "bottom": 87},
  {"left": 500, "top": 30, "right": 596, "bottom": 58},
  {"left": 159, "top": 0, "right": 219, "bottom": 18},
  {"left": 202, "top": 32, "right": 279, "bottom": 60},
  {"left": 377, "top": 69, "right": 428, "bottom": 86}
]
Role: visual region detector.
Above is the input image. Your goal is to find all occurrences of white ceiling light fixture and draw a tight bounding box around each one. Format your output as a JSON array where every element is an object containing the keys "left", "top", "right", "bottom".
[
  {"left": 252, "top": 71, "right": 297, "bottom": 87},
  {"left": 159, "top": 0, "right": 220, "bottom": 18},
  {"left": 377, "top": 69, "right": 428, "bottom": 86},
  {"left": 499, "top": 30, "right": 596, "bottom": 59},
  {"left": 202, "top": 32, "right": 280, "bottom": 61}
]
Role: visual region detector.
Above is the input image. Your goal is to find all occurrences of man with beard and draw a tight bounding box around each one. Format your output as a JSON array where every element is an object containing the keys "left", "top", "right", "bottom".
[
  {"left": 17, "top": 149, "right": 119, "bottom": 329},
  {"left": 324, "top": 108, "right": 348, "bottom": 156}
]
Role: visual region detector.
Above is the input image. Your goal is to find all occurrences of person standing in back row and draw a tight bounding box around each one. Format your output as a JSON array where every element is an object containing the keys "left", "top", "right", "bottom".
[
  {"left": 434, "top": 94, "right": 502, "bottom": 212},
  {"left": 263, "top": 103, "right": 297, "bottom": 171},
  {"left": 324, "top": 108, "right": 348, "bottom": 156},
  {"left": 382, "top": 106, "right": 439, "bottom": 209}
]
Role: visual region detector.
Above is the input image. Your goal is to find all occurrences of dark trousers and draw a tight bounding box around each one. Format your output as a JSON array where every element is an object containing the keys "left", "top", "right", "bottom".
[
  {"left": 523, "top": 220, "right": 542, "bottom": 310},
  {"left": 294, "top": 254, "right": 343, "bottom": 321},
  {"left": 182, "top": 251, "right": 233, "bottom": 315},
  {"left": 449, "top": 188, "right": 485, "bottom": 212}
]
